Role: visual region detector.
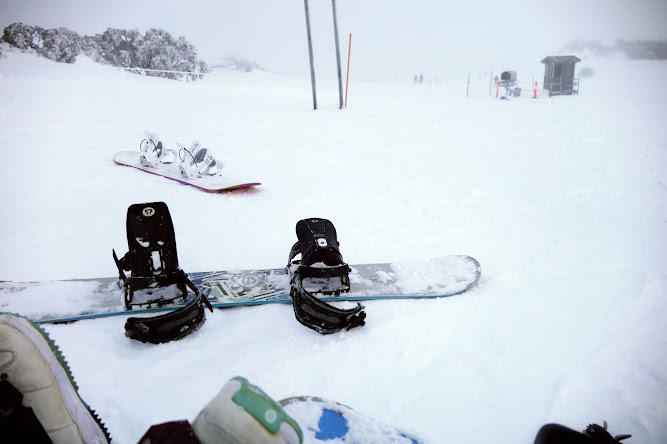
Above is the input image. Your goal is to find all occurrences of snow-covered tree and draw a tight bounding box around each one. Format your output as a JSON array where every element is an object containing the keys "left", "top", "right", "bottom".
[
  {"left": 135, "top": 28, "right": 204, "bottom": 79},
  {"left": 87, "top": 28, "right": 142, "bottom": 68},
  {"left": 195, "top": 60, "right": 209, "bottom": 80},
  {"left": 2, "top": 23, "right": 44, "bottom": 52},
  {"left": 2, "top": 23, "right": 209, "bottom": 79},
  {"left": 39, "top": 27, "right": 80, "bottom": 63}
]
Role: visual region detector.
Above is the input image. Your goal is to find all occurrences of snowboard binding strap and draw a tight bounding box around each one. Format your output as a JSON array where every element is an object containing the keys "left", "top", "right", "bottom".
[
  {"left": 287, "top": 218, "right": 364, "bottom": 334},
  {"left": 290, "top": 267, "right": 366, "bottom": 334},
  {"left": 124, "top": 291, "right": 212, "bottom": 344},
  {"left": 287, "top": 218, "right": 351, "bottom": 294}
]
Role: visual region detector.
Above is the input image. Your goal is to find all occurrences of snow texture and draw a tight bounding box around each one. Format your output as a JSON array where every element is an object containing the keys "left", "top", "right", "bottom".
[
  {"left": 0, "top": 47, "right": 666, "bottom": 442},
  {"left": 283, "top": 397, "right": 417, "bottom": 443}
]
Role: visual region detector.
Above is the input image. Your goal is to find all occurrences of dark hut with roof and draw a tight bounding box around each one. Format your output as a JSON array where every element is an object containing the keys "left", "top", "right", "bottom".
[{"left": 541, "top": 55, "right": 581, "bottom": 96}]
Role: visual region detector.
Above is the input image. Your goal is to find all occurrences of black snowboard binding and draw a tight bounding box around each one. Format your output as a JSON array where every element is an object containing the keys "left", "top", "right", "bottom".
[
  {"left": 534, "top": 421, "right": 631, "bottom": 443},
  {"left": 287, "top": 218, "right": 365, "bottom": 334},
  {"left": 583, "top": 422, "right": 632, "bottom": 443},
  {"left": 113, "top": 202, "right": 212, "bottom": 343}
]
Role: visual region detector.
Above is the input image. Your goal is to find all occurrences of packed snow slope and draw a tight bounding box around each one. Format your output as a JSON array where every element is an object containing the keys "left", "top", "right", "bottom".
[{"left": 1, "top": 48, "right": 666, "bottom": 443}]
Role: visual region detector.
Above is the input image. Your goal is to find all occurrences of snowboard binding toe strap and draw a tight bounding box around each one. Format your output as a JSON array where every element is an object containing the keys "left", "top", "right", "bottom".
[
  {"left": 287, "top": 218, "right": 351, "bottom": 294},
  {"left": 124, "top": 291, "right": 213, "bottom": 344},
  {"left": 290, "top": 268, "right": 366, "bottom": 335}
]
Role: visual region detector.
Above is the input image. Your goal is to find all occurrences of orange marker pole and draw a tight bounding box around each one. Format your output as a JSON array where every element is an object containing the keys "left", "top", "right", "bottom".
[
  {"left": 533, "top": 81, "right": 538, "bottom": 98},
  {"left": 345, "top": 33, "right": 352, "bottom": 107}
]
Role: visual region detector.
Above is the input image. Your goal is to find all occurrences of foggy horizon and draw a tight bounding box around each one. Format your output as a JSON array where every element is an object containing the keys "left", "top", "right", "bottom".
[{"left": 2, "top": 0, "right": 666, "bottom": 81}]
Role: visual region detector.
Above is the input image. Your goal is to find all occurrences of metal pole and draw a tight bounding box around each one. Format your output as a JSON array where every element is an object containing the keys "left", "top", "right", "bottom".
[
  {"left": 331, "top": 0, "right": 344, "bottom": 109},
  {"left": 345, "top": 33, "right": 352, "bottom": 107},
  {"left": 304, "top": 0, "right": 317, "bottom": 110}
]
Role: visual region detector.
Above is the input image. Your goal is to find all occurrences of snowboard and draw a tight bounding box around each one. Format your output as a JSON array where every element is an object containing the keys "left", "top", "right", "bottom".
[
  {"left": 0, "top": 255, "right": 481, "bottom": 324},
  {"left": 280, "top": 396, "right": 422, "bottom": 443},
  {"left": 113, "top": 151, "right": 261, "bottom": 192}
]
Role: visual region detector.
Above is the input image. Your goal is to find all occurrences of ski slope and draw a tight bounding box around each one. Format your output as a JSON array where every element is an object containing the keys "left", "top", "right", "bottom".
[{"left": 1, "top": 47, "right": 666, "bottom": 443}]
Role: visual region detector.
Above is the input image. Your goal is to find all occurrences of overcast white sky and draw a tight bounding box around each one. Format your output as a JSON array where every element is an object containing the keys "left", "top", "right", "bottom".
[{"left": 2, "top": 0, "right": 666, "bottom": 81}]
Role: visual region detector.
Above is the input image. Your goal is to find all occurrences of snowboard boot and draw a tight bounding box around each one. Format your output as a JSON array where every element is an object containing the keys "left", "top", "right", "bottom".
[
  {"left": 192, "top": 376, "right": 303, "bottom": 444},
  {"left": 0, "top": 313, "right": 110, "bottom": 443},
  {"left": 287, "top": 219, "right": 366, "bottom": 334}
]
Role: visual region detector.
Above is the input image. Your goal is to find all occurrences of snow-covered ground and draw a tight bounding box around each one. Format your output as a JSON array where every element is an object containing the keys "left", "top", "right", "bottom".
[{"left": 1, "top": 47, "right": 666, "bottom": 443}]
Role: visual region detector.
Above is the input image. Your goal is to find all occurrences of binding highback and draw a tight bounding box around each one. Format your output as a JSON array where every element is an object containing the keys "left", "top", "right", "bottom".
[
  {"left": 114, "top": 202, "right": 188, "bottom": 309},
  {"left": 293, "top": 219, "right": 344, "bottom": 267},
  {"left": 125, "top": 202, "right": 179, "bottom": 276}
]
